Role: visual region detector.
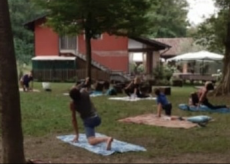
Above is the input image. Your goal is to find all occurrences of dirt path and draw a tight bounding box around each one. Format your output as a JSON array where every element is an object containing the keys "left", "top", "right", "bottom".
[{"left": 0, "top": 134, "right": 229, "bottom": 163}]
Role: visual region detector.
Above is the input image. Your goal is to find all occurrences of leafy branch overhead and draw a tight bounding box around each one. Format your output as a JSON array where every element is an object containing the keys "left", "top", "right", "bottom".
[{"left": 35, "top": 0, "right": 152, "bottom": 37}]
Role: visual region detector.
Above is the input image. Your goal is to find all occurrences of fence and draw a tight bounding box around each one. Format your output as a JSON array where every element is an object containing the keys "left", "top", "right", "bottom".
[
  {"left": 179, "top": 74, "right": 218, "bottom": 83},
  {"left": 33, "top": 69, "right": 111, "bottom": 82}
]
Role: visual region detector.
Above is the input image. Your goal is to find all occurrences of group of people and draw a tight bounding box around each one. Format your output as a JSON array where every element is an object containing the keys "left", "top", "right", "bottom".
[
  {"left": 68, "top": 75, "right": 173, "bottom": 150},
  {"left": 20, "top": 72, "right": 228, "bottom": 151}
]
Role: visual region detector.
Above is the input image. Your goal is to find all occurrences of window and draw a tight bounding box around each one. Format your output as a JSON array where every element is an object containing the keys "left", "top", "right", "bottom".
[
  {"left": 83, "top": 34, "right": 103, "bottom": 40},
  {"left": 59, "top": 36, "right": 76, "bottom": 50},
  {"left": 92, "top": 34, "right": 103, "bottom": 40}
]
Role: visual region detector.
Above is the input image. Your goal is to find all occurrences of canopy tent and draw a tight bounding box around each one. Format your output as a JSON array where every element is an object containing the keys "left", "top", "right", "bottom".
[{"left": 167, "top": 51, "right": 224, "bottom": 62}]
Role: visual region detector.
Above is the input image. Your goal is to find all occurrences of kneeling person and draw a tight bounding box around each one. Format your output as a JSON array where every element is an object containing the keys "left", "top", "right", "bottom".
[{"left": 69, "top": 87, "right": 113, "bottom": 150}]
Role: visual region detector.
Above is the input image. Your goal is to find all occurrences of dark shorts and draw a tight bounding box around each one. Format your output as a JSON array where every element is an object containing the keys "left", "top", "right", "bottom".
[
  {"left": 163, "top": 103, "right": 172, "bottom": 116},
  {"left": 83, "top": 115, "right": 101, "bottom": 138}
]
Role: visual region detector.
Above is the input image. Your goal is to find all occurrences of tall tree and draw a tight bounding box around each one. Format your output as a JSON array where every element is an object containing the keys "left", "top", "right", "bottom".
[
  {"left": 214, "top": 0, "right": 230, "bottom": 95},
  {"left": 34, "top": 0, "right": 152, "bottom": 79},
  {"left": 191, "top": 10, "right": 227, "bottom": 54},
  {"left": 0, "top": 0, "right": 25, "bottom": 163},
  {"left": 148, "top": 0, "right": 189, "bottom": 38},
  {"left": 193, "top": 0, "right": 230, "bottom": 95},
  {"left": 191, "top": 0, "right": 230, "bottom": 95}
]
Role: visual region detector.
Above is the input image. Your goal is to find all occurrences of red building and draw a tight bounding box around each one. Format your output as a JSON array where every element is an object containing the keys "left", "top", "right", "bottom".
[{"left": 25, "top": 16, "right": 170, "bottom": 81}]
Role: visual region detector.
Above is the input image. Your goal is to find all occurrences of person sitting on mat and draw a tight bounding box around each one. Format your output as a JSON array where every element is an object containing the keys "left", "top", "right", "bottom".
[
  {"left": 69, "top": 87, "right": 113, "bottom": 150},
  {"left": 198, "top": 81, "right": 228, "bottom": 110},
  {"left": 19, "top": 71, "right": 33, "bottom": 92},
  {"left": 124, "top": 76, "right": 149, "bottom": 98}
]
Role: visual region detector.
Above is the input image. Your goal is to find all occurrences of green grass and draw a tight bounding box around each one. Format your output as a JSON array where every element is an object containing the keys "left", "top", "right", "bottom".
[{"left": 20, "top": 82, "right": 230, "bottom": 158}]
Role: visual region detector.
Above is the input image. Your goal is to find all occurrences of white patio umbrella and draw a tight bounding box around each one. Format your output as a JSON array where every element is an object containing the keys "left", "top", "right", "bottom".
[{"left": 167, "top": 51, "right": 224, "bottom": 62}]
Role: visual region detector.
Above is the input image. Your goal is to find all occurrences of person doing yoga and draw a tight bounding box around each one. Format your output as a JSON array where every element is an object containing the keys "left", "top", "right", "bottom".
[
  {"left": 76, "top": 77, "right": 91, "bottom": 93},
  {"left": 199, "top": 82, "right": 228, "bottom": 110},
  {"left": 124, "top": 76, "right": 149, "bottom": 98},
  {"left": 69, "top": 87, "right": 113, "bottom": 150},
  {"left": 154, "top": 88, "right": 172, "bottom": 117}
]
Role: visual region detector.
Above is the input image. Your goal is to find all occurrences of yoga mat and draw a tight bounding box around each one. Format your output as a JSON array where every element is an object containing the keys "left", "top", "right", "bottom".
[
  {"left": 108, "top": 96, "right": 156, "bottom": 102},
  {"left": 118, "top": 114, "right": 198, "bottom": 129},
  {"left": 19, "top": 88, "right": 40, "bottom": 92},
  {"left": 63, "top": 91, "right": 103, "bottom": 97},
  {"left": 57, "top": 133, "right": 146, "bottom": 156},
  {"left": 179, "top": 104, "right": 230, "bottom": 113}
]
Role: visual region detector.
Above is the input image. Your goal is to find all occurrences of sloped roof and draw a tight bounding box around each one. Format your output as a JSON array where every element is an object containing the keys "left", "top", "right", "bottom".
[
  {"left": 24, "top": 14, "right": 47, "bottom": 31},
  {"left": 131, "top": 37, "right": 171, "bottom": 51},
  {"left": 24, "top": 16, "right": 171, "bottom": 51},
  {"left": 154, "top": 38, "right": 193, "bottom": 57}
]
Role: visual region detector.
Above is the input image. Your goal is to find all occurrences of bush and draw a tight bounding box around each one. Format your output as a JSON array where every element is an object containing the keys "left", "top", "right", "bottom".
[{"left": 153, "top": 65, "right": 174, "bottom": 83}]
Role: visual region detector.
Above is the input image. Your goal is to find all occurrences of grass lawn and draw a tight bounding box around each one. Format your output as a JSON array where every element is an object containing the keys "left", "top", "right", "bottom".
[{"left": 1, "top": 82, "right": 230, "bottom": 163}]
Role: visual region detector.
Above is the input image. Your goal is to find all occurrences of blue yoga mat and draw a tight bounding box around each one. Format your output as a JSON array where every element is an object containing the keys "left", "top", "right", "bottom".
[
  {"left": 57, "top": 133, "right": 146, "bottom": 156},
  {"left": 187, "top": 115, "right": 212, "bottom": 124},
  {"left": 179, "top": 104, "right": 230, "bottom": 113},
  {"left": 90, "top": 91, "right": 103, "bottom": 97}
]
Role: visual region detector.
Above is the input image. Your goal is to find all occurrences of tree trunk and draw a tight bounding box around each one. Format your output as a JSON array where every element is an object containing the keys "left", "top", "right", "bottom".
[
  {"left": 214, "top": 5, "right": 230, "bottom": 96},
  {"left": 0, "top": 0, "right": 26, "bottom": 163},
  {"left": 85, "top": 27, "right": 92, "bottom": 80}
]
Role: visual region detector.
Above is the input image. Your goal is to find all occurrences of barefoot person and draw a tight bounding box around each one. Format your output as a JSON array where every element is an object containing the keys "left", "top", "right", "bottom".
[{"left": 69, "top": 87, "right": 113, "bottom": 150}]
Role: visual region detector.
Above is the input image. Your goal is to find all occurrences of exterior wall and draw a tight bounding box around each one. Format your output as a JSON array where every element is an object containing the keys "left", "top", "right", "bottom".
[
  {"left": 78, "top": 33, "right": 129, "bottom": 72},
  {"left": 35, "top": 19, "right": 59, "bottom": 56},
  {"left": 153, "top": 51, "right": 160, "bottom": 69},
  {"left": 34, "top": 19, "right": 129, "bottom": 72},
  {"left": 75, "top": 58, "right": 110, "bottom": 80},
  {"left": 92, "top": 51, "right": 129, "bottom": 72},
  {"left": 128, "top": 39, "right": 144, "bottom": 49},
  {"left": 78, "top": 33, "right": 128, "bottom": 52}
]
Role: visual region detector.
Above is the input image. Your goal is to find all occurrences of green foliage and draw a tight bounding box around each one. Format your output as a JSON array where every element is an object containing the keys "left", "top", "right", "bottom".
[
  {"left": 148, "top": 0, "right": 189, "bottom": 38},
  {"left": 153, "top": 64, "right": 174, "bottom": 85},
  {"left": 191, "top": 10, "right": 228, "bottom": 54},
  {"left": 137, "top": 64, "right": 145, "bottom": 73},
  {"left": 215, "top": 0, "right": 230, "bottom": 8},
  {"left": 14, "top": 38, "right": 33, "bottom": 64},
  {"left": 8, "top": 0, "right": 45, "bottom": 64},
  {"left": 34, "top": 0, "right": 152, "bottom": 37},
  {"left": 153, "top": 65, "right": 173, "bottom": 79},
  {"left": 190, "top": 0, "right": 230, "bottom": 54}
]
